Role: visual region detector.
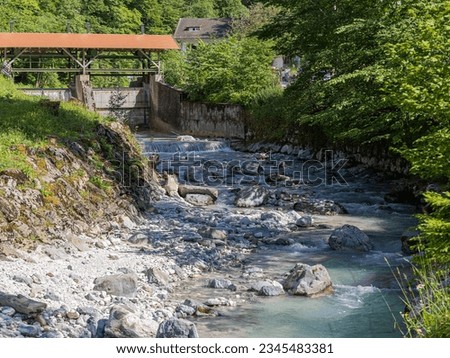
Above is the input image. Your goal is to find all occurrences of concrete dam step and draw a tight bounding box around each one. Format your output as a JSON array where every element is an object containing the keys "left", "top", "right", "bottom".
[{"left": 141, "top": 140, "right": 230, "bottom": 154}]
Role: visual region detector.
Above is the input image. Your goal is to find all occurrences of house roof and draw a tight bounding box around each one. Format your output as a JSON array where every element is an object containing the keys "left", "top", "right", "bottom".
[
  {"left": 174, "top": 18, "right": 232, "bottom": 41},
  {"left": 0, "top": 32, "right": 179, "bottom": 50}
]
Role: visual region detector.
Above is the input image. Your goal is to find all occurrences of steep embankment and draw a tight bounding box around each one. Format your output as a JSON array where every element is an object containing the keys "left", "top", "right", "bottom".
[{"left": 0, "top": 77, "right": 163, "bottom": 254}]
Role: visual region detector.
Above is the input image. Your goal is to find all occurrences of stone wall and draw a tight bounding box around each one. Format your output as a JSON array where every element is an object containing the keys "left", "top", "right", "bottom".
[{"left": 148, "top": 76, "right": 247, "bottom": 139}]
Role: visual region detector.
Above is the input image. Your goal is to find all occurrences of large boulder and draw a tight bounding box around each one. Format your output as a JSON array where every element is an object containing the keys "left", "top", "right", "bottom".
[
  {"left": 104, "top": 306, "right": 158, "bottom": 338},
  {"left": 283, "top": 263, "right": 332, "bottom": 296},
  {"left": 93, "top": 273, "right": 138, "bottom": 297},
  {"left": 234, "top": 186, "right": 270, "bottom": 208},
  {"left": 156, "top": 318, "right": 199, "bottom": 338},
  {"left": 328, "top": 224, "right": 373, "bottom": 252}
]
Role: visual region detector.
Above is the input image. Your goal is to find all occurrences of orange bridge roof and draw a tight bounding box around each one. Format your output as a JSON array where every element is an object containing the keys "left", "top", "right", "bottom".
[{"left": 0, "top": 32, "right": 179, "bottom": 50}]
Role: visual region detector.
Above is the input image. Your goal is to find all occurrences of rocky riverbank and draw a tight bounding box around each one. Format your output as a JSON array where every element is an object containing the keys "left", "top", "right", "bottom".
[{"left": 0, "top": 132, "right": 418, "bottom": 338}]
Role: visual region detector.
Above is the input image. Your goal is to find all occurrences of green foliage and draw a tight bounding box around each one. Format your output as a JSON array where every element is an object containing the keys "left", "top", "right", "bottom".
[
  {"left": 396, "top": 263, "right": 450, "bottom": 338},
  {"left": 415, "top": 191, "right": 450, "bottom": 270},
  {"left": 381, "top": 0, "right": 450, "bottom": 127},
  {"left": 0, "top": 0, "right": 249, "bottom": 34},
  {"left": 256, "top": 0, "right": 397, "bottom": 144},
  {"left": 0, "top": 76, "right": 109, "bottom": 175},
  {"left": 166, "top": 36, "right": 276, "bottom": 106}
]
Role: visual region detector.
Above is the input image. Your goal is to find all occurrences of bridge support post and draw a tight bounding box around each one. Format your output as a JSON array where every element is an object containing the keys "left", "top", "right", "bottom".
[{"left": 74, "top": 74, "right": 95, "bottom": 110}]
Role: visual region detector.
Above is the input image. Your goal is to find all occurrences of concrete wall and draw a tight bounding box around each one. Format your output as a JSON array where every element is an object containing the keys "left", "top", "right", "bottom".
[
  {"left": 21, "top": 88, "right": 71, "bottom": 101},
  {"left": 93, "top": 87, "right": 149, "bottom": 127},
  {"left": 22, "top": 87, "right": 149, "bottom": 127},
  {"left": 180, "top": 101, "right": 246, "bottom": 138},
  {"left": 148, "top": 76, "right": 247, "bottom": 139}
]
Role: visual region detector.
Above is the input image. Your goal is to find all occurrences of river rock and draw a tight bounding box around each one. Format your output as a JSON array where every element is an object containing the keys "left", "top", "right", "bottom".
[
  {"left": 156, "top": 318, "right": 199, "bottom": 338},
  {"left": 249, "top": 280, "right": 282, "bottom": 293},
  {"left": 93, "top": 273, "right": 138, "bottom": 297},
  {"left": 19, "top": 324, "right": 41, "bottom": 337},
  {"left": 104, "top": 305, "right": 158, "bottom": 338},
  {"left": 210, "top": 229, "right": 227, "bottom": 240},
  {"left": 175, "top": 304, "right": 196, "bottom": 317},
  {"left": 234, "top": 186, "right": 270, "bottom": 208},
  {"left": 293, "top": 199, "right": 347, "bottom": 215},
  {"left": 0, "top": 292, "right": 47, "bottom": 315},
  {"left": 328, "top": 225, "right": 373, "bottom": 252},
  {"left": 146, "top": 267, "right": 170, "bottom": 286},
  {"left": 208, "top": 278, "right": 233, "bottom": 290},
  {"left": 296, "top": 216, "right": 314, "bottom": 227},
  {"left": 258, "top": 285, "right": 285, "bottom": 296},
  {"left": 283, "top": 263, "right": 332, "bottom": 296},
  {"left": 163, "top": 173, "right": 179, "bottom": 197},
  {"left": 184, "top": 194, "right": 214, "bottom": 206}
]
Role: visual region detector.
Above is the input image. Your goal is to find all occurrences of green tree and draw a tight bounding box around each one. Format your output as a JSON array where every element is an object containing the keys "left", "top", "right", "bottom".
[
  {"left": 257, "top": 0, "right": 393, "bottom": 144},
  {"left": 165, "top": 36, "right": 276, "bottom": 106},
  {"left": 186, "top": 0, "right": 217, "bottom": 18},
  {"left": 214, "top": 0, "right": 248, "bottom": 18}
]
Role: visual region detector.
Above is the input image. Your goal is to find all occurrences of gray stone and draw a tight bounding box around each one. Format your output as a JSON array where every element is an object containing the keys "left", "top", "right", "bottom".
[
  {"left": 12, "top": 275, "right": 33, "bottom": 287},
  {"left": 104, "top": 305, "right": 158, "bottom": 338},
  {"left": 207, "top": 278, "right": 233, "bottom": 289},
  {"left": 163, "top": 173, "right": 179, "bottom": 197},
  {"left": 156, "top": 318, "right": 199, "bottom": 338},
  {"left": 66, "top": 310, "right": 80, "bottom": 320},
  {"left": 93, "top": 273, "right": 138, "bottom": 297},
  {"left": 146, "top": 267, "right": 170, "bottom": 286},
  {"left": 258, "top": 285, "right": 285, "bottom": 296},
  {"left": 0, "top": 292, "right": 47, "bottom": 315},
  {"left": 19, "top": 324, "right": 41, "bottom": 337},
  {"left": 210, "top": 229, "right": 227, "bottom": 240},
  {"left": 184, "top": 194, "right": 214, "bottom": 206},
  {"left": 234, "top": 186, "right": 270, "bottom": 208},
  {"left": 283, "top": 263, "right": 332, "bottom": 296},
  {"left": 328, "top": 225, "right": 373, "bottom": 252},
  {"left": 293, "top": 199, "right": 347, "bottom": 215},
  {"left": 128, "top": 233, "right": 148, "bottom": 245},
  {"left": 296, "top": 216, "right": 314, "bottom": 227},
  {"left": 1, "top": 307, "right": 15, "bottom": 316},
  {"left": 68, "top": 234, "right": 90, "bottom": 252},
  {"left": 249, "top": 281, "right": 274, "bottom": 292},
  {"left": 175, "top": 304, "right": 196, "bottom": 316}
]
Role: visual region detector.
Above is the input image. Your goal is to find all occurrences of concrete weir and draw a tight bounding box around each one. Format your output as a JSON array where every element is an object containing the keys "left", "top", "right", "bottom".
[
  {"left": 22, "top": 78, "right": 149, "bottom": 127},
  {"left": 21, "top": 74, "right": 248, "bottom": 137}
]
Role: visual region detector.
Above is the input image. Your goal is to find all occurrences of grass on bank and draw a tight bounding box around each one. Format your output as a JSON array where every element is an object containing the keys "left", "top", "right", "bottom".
[
  {"left": 395, "top": 262, "right": 450, "bottom": 338},
  {"left": 0, "top": 76, "right": 111, "bottom": 177}
]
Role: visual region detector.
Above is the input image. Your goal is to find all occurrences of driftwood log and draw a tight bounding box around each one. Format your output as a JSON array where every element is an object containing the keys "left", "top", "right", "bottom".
[
  {"left": 178, "top": 185, "right": 218, "bottom": 201},
  {"left": 0, "top": 292, "right": 47, "bottom": 314}
]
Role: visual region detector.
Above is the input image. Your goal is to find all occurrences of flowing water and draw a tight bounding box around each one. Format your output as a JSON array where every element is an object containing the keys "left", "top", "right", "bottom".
[{"left": 136, "top": 132, "right": 416, "bottom": 338}]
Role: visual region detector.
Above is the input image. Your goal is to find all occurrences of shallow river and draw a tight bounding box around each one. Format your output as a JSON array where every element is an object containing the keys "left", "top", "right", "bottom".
[{"left": 137, "top": 133, "right": 416, "bottom": 338}]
